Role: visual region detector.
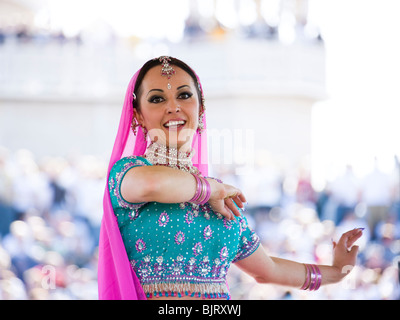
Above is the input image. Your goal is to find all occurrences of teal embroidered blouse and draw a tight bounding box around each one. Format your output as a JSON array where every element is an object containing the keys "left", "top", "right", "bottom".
[{"left": 108, "top": 156, "right": 260, "bottom": 299}]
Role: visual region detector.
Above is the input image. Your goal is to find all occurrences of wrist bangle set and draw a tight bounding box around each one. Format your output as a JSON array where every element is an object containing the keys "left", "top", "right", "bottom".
[
  {"left": 189, "top": 174, "right": 212, "bottom": 205},
  {"left": 301, "top": 264, "right": 322, "bottom": 291}
]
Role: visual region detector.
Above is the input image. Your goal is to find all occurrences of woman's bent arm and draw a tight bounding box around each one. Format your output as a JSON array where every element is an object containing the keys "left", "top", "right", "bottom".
[
  {"left": 121, "top": 165, "right": 197, "bottom": 204},
  {"left": 235, "top": 228, "right": 362, "bottom": 288},
  {"left": 120, "top": 165, "right": 246, "bottom": 219}
]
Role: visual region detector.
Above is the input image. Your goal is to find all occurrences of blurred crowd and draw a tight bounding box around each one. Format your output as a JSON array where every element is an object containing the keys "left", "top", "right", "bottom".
[
  {"left": 0, "top": 146, "right": 399, "bottom": 299},
  {"left": 0, "top": 0, "right": 322, "bottom": 48},
  {"left": 0, "top": 147, "right": 103, "bottom": 299},
  {"left": 218, "top": 157, "right": 400, "bottom": 300}
]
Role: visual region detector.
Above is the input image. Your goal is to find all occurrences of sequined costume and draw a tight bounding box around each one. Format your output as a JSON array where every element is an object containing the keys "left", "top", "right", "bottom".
[{"left": 108, "top": 156, "right": 260, "bottom": 299}]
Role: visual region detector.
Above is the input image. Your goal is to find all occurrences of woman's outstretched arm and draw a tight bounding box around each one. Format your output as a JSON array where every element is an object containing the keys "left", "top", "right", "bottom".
[
  {"left": 234, "top": 228, "right": 363, "bottom": 288},
  {"left": 120, "top": 165, "right": 246, "bottom": 220}
]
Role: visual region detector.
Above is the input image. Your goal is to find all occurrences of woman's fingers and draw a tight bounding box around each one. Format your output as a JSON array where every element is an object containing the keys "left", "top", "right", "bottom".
[
  {"left": 347, "top": 228, "right": 363, "bottom": 248},
  {"left": 208, "top": 198, "right": 234, "bottom": 220},
  {"left": 237, "top": 192, "right": 247, "bottom": 204},
  {"left": 338, "top": 228, "right": 363, "bottom": 250},
  {"left": 218, "top": 203, "right": 232, "bottom": 220},
  {"left": 208, "top": 183, "right": 247, "bottom": 220},
  {"left": 231, "top": 194, "right": 244, "bottom": 209},
  {"left": 224, "top": 205, "right": 234, "bottom": 220},
  {"left": 224, "top": 198, "right": 241, "bottom": 217},
  {"left": 224, "top": 185, "right": 246, "bottom": 211}
]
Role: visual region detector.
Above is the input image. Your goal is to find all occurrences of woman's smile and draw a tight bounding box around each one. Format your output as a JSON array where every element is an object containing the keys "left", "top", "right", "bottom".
[{"left": 163, "top": 119, "right": 187, "bottom": 130}]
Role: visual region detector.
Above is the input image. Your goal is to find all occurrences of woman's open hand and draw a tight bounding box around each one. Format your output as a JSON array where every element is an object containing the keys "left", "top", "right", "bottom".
[
  {"left": 206, "top": 179, "right": 246, "bottom": 220},
  {"left": 331, "top": 228, "right": 363, "bottom": 280}
]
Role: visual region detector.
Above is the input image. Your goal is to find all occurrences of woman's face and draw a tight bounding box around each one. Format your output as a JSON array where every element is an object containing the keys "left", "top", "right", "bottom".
[{"left": 134, "top": 65, "right": 200, "bottom": 150}]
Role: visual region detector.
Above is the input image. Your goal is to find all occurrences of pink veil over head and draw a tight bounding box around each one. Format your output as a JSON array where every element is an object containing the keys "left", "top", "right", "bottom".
[{"left": 98, "top": 59, "right": 208, "bottom": 300}]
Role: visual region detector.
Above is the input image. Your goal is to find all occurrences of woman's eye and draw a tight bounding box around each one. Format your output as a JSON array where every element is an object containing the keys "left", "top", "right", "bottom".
[
  {"left": 149, "top": 96, "right": 164, "bottom": 104},
  {"left": 178, "top": 92, "right": 193, "bottom": 99}
]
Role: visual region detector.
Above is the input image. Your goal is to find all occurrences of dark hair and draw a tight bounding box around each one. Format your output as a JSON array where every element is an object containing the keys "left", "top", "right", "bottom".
[{"left": 133, "top": 57, "right": 203, "bottom": 111}]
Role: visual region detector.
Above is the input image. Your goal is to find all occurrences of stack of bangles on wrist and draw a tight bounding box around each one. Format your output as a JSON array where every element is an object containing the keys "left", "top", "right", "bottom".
[
  {"left": 301, "top": 264, "right": 322, "bottom": 291},
  {"left": 189, "top": 174, "right": 212, "bottom": 205}
]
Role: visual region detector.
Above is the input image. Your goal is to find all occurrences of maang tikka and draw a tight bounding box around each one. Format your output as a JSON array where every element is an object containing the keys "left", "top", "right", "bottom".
[{"left": 158, "top": 56, "right": 175, "bottom": 89}]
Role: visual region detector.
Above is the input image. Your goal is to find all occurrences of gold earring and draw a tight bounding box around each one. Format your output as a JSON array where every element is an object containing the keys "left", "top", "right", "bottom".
[
  {"left": 197, "top": 102, "right": 205, "bottom": 134},
  {"left": 131, "top": 119, "right": 139, "bottom": 135},
  {"left": 141, "top": 125, "right": 148, "bottom": 141}
]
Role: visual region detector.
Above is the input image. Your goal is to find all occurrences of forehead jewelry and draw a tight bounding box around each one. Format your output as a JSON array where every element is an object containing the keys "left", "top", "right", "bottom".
[{"left": 158, "top": 56, "right": 175, "bottom": 90}]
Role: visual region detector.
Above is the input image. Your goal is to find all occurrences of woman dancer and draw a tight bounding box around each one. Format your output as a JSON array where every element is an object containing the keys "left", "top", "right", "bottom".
[{"left": 98, "top": 56, "right": 362, "bottom": 300}]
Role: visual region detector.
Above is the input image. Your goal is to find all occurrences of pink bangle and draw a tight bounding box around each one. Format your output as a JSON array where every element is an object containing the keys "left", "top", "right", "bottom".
[
  {"left": 309, "top": 264, "right": 318, "bottom": 291},
  {"left": 205, "top": 176, "right": 223, "bottom": 184},
  {"left": 197, "top": 177, "right": 210, "bottom": 205},
  {"left": 199, "top": 177, "right": 207, "bottom": 203},
  {"left": 300, "top": 264, "right": 311, "bottom": 290},
  {"left": 309, "top": 264, "right": 322, "bottom": 291},
  {"left": 301, "top": 264, "right": 322, "bottom": 291},
  {"left": 200, "top": 177, "right": 211, "bottom": 205},
  {"left": 314, "top": 265, "right": 322, "bottom": 291},
  {"left": 189, "top": 175, "right": 211, "bottom": 205},
  {"left": 190, "top": 174, "right": 202, "bottom": 203},
  {"left": 198, "top": 176, "right": 206, "bottom": 203}
]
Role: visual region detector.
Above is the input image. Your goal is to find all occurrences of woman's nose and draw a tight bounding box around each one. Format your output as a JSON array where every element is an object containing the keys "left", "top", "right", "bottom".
[{"left": 166, "top": 101, "right": 181, "bottom": 114}]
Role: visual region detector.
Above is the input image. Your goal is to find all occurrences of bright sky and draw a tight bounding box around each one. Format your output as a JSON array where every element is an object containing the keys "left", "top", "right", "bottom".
[
  {"left": 311, "top": 0, "right": 400, "bottom": 189},
  {"left": 35, "top": 0, "right": 284, "bottom": 41},
  {"left": 38, "top": 0, "right": 190, "bottom": 40}
]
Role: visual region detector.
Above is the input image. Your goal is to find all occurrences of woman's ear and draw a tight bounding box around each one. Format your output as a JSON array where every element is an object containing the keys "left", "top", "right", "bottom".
[{"left": 133, "top": 108, "right": 143, "bottom": 126}]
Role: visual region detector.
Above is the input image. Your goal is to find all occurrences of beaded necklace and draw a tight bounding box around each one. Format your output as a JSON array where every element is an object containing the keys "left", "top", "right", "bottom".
[{"left": 144, "top": 142, "right": 200, "bottom": 176}]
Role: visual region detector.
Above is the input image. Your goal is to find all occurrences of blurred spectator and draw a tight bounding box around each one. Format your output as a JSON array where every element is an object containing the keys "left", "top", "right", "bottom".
[
  {"left": 296, "top": 168, "right": 317, "bottom": 207},
  {"left": 0, "top": 147, "right": 15, "bottom": 237},
  {"left": 0, "top": 29, "right": 5, "bottom": 45},
  {"left": 361, "top": 161, "right": 395, "bottom": 239},
  {"left": 239, "top": 153, "right": 284, "bottom": 216},
  {"left": 329, "top": 165, "right": 360, "bottom": 225}
]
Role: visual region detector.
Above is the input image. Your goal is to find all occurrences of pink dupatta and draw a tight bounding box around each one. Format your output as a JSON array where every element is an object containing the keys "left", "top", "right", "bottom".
[{"left": 98, "top": 61, "right": 208, "bottom": 300}]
